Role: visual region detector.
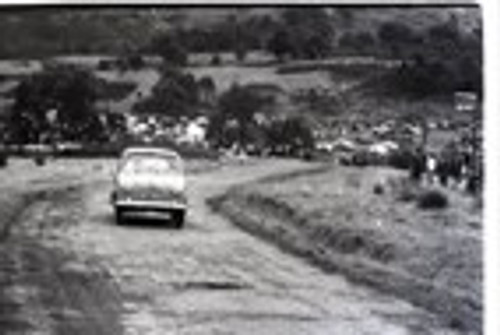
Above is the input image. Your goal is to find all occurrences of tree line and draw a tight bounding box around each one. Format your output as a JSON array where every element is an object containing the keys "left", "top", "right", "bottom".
[
  {"left": 7, "top": 65, "right": 127, "bottom": 144},
  {"left": 147, "top": 8, "right": 481, "bottom": 97}
]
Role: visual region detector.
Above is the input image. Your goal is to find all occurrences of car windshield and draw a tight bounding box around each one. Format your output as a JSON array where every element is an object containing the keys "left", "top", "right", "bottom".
[{"left": 120, "top": 154, "right": 182, "bottom": 175}]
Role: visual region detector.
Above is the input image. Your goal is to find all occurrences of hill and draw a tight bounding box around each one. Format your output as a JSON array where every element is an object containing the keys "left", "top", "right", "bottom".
[
  {"left": 0, "top": 6, "right": 480, "bottom": 59},
  {"left": 328, "top": 7, "right": 480, "bottom": 34}
]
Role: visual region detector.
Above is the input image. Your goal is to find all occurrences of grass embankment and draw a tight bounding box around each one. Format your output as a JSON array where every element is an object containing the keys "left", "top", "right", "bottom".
[{"left": 209, "top": 165, "right": 482, "bottom": 334}]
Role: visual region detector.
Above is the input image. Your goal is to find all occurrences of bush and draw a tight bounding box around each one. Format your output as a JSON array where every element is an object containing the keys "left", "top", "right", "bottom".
[
  {"left": 98, "top": 81, "right": 137, "bottom": 101},
  {"left": 350, "top": 151, "right": 371, "bottom": 166},
  {"left": 211, "top": 54, "right": 222, "bottom": 66},
  {"left": 34, "top": 156, "right": 46, "bottom": 166},
  {"left": 0, "top": 153, "right": 8, "bottom": 168},
  {"left": 417, "top": 190, "right": 449, "bottom": 210},
  {"left": 387, "top": 149, "right": 414, "bottom": 170},
  {"left": 97, "top": 59, "right": 113, "bottom": 71},
  {"left": 150, "top": 34, "right": 187, "bottom": 66},
  {"left": 373, "top": 183, "right": 384, "bottom": 195}
]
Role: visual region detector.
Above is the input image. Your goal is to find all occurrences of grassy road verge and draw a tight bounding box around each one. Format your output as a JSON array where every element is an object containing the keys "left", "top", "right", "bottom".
[{"left": 208, "top": 164, "right": 482, "bottom": 334}]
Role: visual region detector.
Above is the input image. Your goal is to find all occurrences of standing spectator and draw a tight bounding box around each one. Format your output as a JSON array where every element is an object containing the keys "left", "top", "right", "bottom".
[{"left": 409, "top": 147, "right": 426, "bottom": 182}]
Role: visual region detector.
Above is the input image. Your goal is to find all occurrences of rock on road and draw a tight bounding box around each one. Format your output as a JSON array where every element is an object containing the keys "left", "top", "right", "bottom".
[{"left": 3, "top": 158, "right": 458, "bottom": 335}]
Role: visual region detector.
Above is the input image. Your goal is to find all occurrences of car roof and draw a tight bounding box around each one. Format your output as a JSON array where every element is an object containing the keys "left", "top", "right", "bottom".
[{"left": 121, "top": 147, "right": 181, "bottom": 160}]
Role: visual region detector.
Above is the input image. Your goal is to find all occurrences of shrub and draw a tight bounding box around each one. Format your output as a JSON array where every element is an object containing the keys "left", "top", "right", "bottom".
[
  {"left": 34, "top": 156, "right": 46, "bottom": 166},
  {"left": 99, "top": 81, "right": 137, "bottom": 101},
  {"left": 417, "top": 190, "right": 449, "bottom": 210},
  {"left": 387, "top": 149, "right": 414, "bottom": 170},
  {"left": 97, "top": 59, "right": 113, "bottom": 71},
  {"left": 350, "top": 151, "right": 370, "bottom": 166},
  {"left": 211, "top": 54, "right": 222, "bottom": 66},
  {"left": 373, "top": 183, "right": 384, "bottom": 195},
  {"left": 0, "top": 153, "right": 8, "bottom": 168}
]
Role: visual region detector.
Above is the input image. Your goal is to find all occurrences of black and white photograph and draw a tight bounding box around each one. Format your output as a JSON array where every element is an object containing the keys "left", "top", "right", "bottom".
[{"left": 0, "top": 1, "right": 488, "bottom": 335}]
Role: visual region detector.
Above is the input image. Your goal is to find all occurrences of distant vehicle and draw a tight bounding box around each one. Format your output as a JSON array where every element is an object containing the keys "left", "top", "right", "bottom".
[
  {"left": 368, "top": 141, "right": 399, "bottom": 156},
  {"left": 55, "top": 142, "right": 84, "bottom": 152},
  {"left": 22, "top": 144, "right": 53, "bottom": 165},
  {"left": 23, "top": 144, "right": 54, "bottom": 155},
  {"left": 110, "top": 147, "right": 187, "bottom": 228}
]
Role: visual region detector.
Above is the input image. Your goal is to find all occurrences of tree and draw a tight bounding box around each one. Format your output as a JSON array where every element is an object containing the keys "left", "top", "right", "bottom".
[
  {"left": 382, "top": 19, "right": 482, "bottom": 100},
  {"left": 235, "top": 42, "right": 248, "bottom": 63},
  {"left": 304, "top": 34, "right": 332, "bottom": 59},
  {"left": 378, "top": 21, "right": 419, "bottom": 57},
  {"left": 211, "top": 53, "right": 222, "bottom": 66},
  {"left": 267, "top": 8, "right": 335, "bottom": 61},
  {"left": 267, "top": 29, "right": 294, "bottom": 61},
  {"left": 9, "top": 65, "right": 104, "bottom": 143},
  {"left": 133, "top": 67, "right": 199, "bottom": 118},
  {"left": 198, "top": 76, "right": 216, "bottom": 106},
  {"left": 233, "top": 21, "right": 248, "bottom": 63},
  {"left": 219, "top": 84, "right": 265, "bottom": 124},
  {"left": 338, "top": 31, "right": 375, "bottom": 54},
  {"left": 207, "top": 85, "right": 265, "bottom": 147},
  {"left": 126, "top": 53, "right": 145, "bottom": 70},
  {"left": 105, "top": 113, "right": 127, "bottom": 141},
  {"left": 149, "top": 33, "right": 187, "bottom": 67},
  {"left": 198, "top": 76, "right": 216, "bottom": 91},
  {"left": 281, "top": 8, "right": 334, "bottom": 59},
  {"left": 267, "top": 117, "right": 314, "bottom": 155}
]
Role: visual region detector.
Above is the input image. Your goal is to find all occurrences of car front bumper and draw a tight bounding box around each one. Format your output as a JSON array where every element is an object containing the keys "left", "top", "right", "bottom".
[
  {"left": 114, "top": 198, "right": 187, "bottom": 210},
  {"left": 114, "top": 199, "right": 187, "bottom": 220}
]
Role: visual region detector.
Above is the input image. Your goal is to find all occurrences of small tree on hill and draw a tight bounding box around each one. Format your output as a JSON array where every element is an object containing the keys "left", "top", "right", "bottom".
[
  {"left": 267, "top": 117, "right": 314, "bottom": 155},
  {"left": 235, "top": 43, "right": 248, "bottom": 63},
  {"left": 133, "top": 68, "right": 199, "bottom": 118},
  {"left": 267, "top": 29, "right": 294, "bottom": 61},
  {"left": 149, "top": 34, "right": 188, "bottom": 67},
  {"left": 207, "top": 84, "right": 265, "bottom": 148},
  {"left": 378, "top": 21, "right": 419, "bottom": 57}
]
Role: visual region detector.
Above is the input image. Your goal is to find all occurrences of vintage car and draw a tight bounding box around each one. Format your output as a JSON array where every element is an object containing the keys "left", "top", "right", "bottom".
[{"left": 110, "top": 147, "right": 187, "bottom": 228}]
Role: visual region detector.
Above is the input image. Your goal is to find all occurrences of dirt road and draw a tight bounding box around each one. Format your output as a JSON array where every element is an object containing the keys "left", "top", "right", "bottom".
[{"left": 1, "top": 159, "right": 459, "bottom": 335}]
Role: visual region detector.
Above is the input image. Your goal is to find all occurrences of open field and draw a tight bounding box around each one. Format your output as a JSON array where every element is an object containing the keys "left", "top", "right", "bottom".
[
  {"left": 187, "top": 65, "right": 337, "bottom": 95},
  {"left": 210, "top": 164, "right": 482, "bottom": 333}
]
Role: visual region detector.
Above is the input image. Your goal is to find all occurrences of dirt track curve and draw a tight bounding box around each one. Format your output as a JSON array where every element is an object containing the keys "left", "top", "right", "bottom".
[{"left": 0, "top": 159, "right": 459, "bottom": 335}]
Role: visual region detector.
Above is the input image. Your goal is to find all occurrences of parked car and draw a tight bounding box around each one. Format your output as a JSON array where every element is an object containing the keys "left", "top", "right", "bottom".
[
  {"left": 23, "top": 144, "right": 54, "bottom": 165},
  {"left": 110, "top": 147, "right": 187, "bottom": 228}
]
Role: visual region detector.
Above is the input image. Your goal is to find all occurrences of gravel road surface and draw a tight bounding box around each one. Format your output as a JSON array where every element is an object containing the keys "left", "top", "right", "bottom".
[{"left": 0, "top": 159, "right": 459, "bottom": 335}]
